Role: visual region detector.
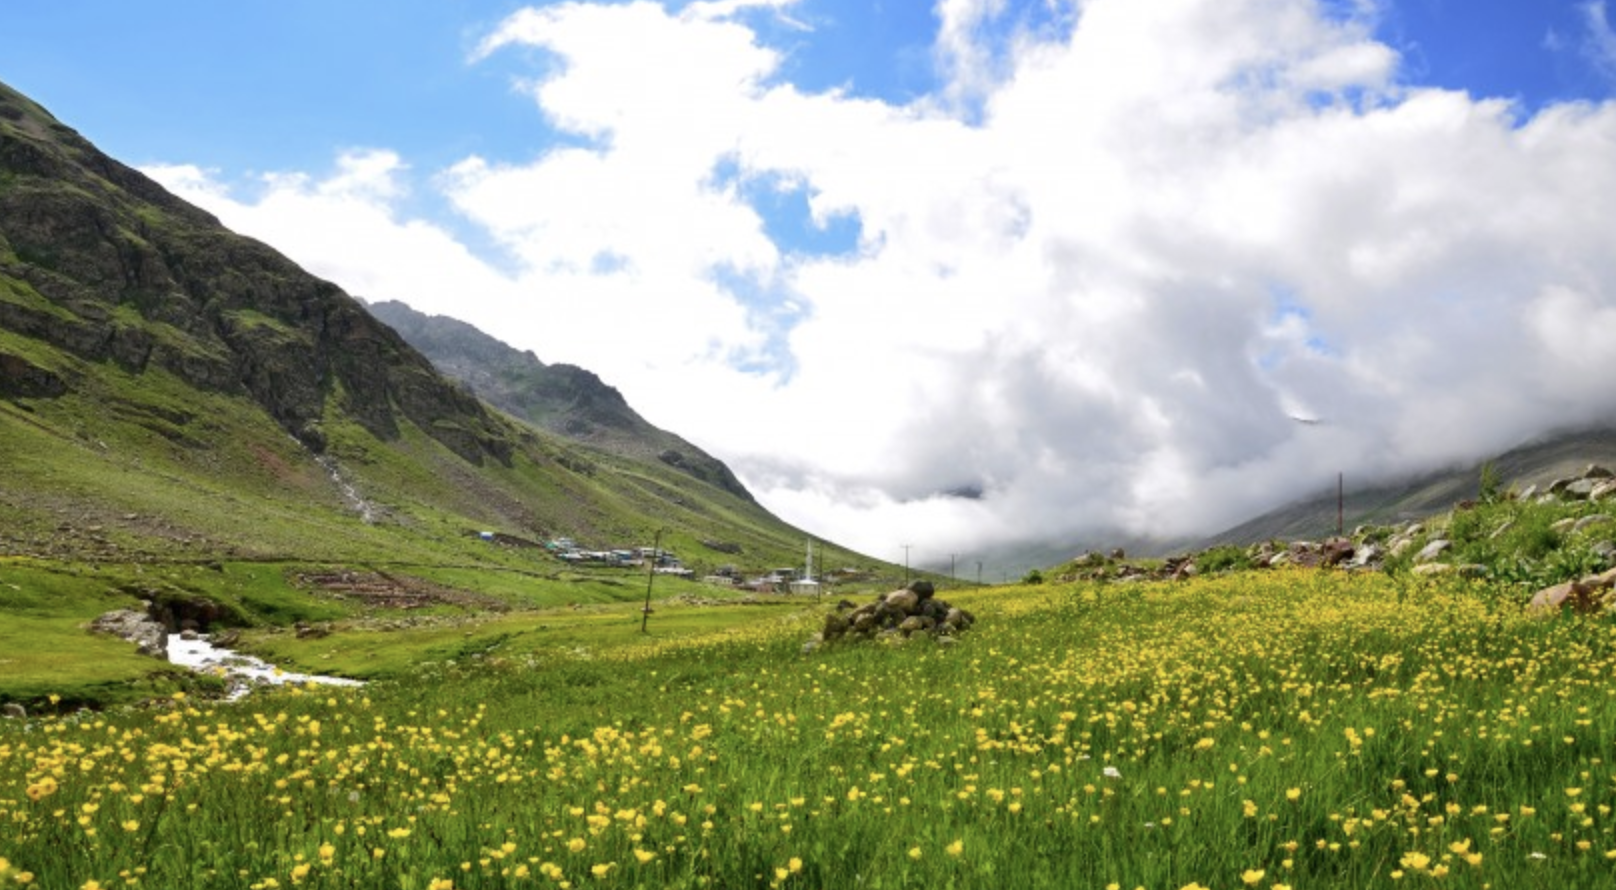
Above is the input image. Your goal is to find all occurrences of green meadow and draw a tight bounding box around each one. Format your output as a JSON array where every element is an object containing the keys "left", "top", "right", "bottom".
[{"left": 5, "top": 569, "right": 1616, "bottom": 889}]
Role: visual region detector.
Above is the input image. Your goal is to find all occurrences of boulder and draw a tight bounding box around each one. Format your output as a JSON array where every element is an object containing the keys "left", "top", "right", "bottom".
[
  {"left": 1348, "top": 543, "right": 1383, "bottom": 569},
  {"left": 898, "top": 615, "right": 936, "bottom": 635},
  {"left": 884, "top": 589, "right": 920, "bottom": 615},
  {"left": 1413, "top": 539, "right": 1451, "bottom": 564},
  {"left": 1529, "top": 579, "right": 1609, "bottom": 616},
  {"left": 2, "top": 702, "right": 25, "bottom": 720},
  {"left": 89, "top": 608, "right": 168, "bottom": 658},
  {"left": 1571, "top": 515, "right": 1613, "bottom": 535},
  {"left": 1564, "top": 479, "right": 1602, "bottom": 500},
  {"left": 1593, "top": 481, "right": 1616, "bottom": 502},
  {"left": 906, "top": 580, "right": 935, "bottom": 600},
  {"left": 1320, "top": 537, "right": 1355, "bottom": 567}
]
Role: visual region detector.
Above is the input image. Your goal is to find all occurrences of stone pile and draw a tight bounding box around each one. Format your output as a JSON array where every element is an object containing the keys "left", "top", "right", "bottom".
[{"left": 806, "top": 581, "right": 975, "bottom": 651}]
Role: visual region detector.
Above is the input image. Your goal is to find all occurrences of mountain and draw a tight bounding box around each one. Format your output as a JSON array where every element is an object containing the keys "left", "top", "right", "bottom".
[
  {"left": 1189, "top": 424, "right": 1616, "bottom": 550},
  {"left": 0, "top": 78, "right": 825, "bottom": 571},
  {"left": 365, "top": 299, "right": 753, "bottom": 502}
]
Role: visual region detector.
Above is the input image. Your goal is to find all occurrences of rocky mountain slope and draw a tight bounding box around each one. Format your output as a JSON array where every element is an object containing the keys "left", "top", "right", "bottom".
[
  {"left": 1193, "top": 424, "right": 1616, "bottom": 549},
  {"left": 0, "top": 78, "right": 819, "bottom": 571},
  {"left": 365, "top": 299, "right": 752, "bottom": 502}
]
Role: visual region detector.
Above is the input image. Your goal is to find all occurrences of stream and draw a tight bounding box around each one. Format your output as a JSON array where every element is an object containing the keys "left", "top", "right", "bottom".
[{"left": 167, "top": 634, "right": 364, "bottom": 700}]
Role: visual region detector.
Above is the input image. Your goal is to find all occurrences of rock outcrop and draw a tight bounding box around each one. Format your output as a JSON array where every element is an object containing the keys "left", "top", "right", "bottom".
[
  {"left": 0, "top": 80, "right": 512, "bottom": 466},
  {"left": 89, "top": 608, "right": 168, "bottom": 658}
]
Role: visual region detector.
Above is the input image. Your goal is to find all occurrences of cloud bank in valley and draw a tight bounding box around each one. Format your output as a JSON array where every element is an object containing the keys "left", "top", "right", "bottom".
[{"left": 147, "top": 0, "right": 1616, "bottom": 567}]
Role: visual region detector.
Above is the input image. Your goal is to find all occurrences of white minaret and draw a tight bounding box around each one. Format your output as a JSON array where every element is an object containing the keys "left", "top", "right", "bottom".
[{"left": 804, "top": 539, "right": 814, "bottom": 582}]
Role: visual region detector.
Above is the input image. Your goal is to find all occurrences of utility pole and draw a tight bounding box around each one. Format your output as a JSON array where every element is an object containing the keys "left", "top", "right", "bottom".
[
  {"left": 949, "top": 553, "right": 956, "bottom": 585},
  {"left": 901, "top": 544, "right": 911, "bottom": 586},
  {"left": 640, "top": 528, "right": 664, "bottom": 634},
  {"left": 1338, "top": 472, "right": 1344, "bottom": 537},
  {"left": 976, "top": 561, "right": 983, "bottom": 587}
]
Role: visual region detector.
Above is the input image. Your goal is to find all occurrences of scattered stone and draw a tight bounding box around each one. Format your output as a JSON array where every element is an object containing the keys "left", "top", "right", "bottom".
[
  {"left": 1320, "top": 537, "right": 1355, "bottom": 567},
  {"left": 1348, "top": 544, "right": 1383, "bottom": 569},
  {"left": 1571, "top": 515, "right": 1613, "bottom": 535},
  {"left": 1414, "top": 539, "right": 1452, "bottom": 564},
  {"left": 1565, "top": 479, "right": 1603, "bottom": 500},
  {"left": 1412, "top": 563, "right": 1453, "bottom": 577},
  {"left": 2, "top": 702, "right": 25, "bottom": 720}
]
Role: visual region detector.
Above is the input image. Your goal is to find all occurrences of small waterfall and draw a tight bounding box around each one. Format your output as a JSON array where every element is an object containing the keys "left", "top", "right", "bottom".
[{"left": 314, "top": 454, "right": 377, "bottom": 524}]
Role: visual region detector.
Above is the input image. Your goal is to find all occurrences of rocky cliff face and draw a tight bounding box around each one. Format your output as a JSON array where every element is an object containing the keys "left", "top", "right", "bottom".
[
  {"left": 0, "top": 80, "right": 509, "bottom": 464},
  {"left": 366, "top": 299, "right": 755, "bottom": 501}
]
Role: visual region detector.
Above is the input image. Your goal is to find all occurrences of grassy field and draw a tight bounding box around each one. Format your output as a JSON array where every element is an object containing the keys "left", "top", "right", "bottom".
[
  {"left": 4, "top": 569, "right": 1615, "bottom": 889},
  {"left": 0, "top": 555, "right": 883, "bottom": 709}
]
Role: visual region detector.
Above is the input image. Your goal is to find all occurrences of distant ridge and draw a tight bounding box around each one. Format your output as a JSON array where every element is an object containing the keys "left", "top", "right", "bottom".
[
  {"left": 365, "top": 299, "right": 755, "bottom": 503},
  {"left": 1191, "top": 423, "right": 1616, "bottom": 549}
]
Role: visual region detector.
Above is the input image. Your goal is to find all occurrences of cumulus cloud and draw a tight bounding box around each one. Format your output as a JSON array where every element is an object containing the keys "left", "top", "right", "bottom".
[{"left": 146, "top": 0, "right": 1616, "bottom": 570}]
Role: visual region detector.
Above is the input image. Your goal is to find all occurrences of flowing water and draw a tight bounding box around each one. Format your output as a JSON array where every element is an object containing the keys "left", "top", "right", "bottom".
[{"left": 167, "top": 634, "right": 363, "bottom": 700}]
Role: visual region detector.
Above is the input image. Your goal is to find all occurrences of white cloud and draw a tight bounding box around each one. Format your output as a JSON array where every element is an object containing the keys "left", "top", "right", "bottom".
[
  {"left": 1582, "top": 1, "right": 1616, "bottom": 83},
  {"left": 146, "top": 0, "right": 1616, "bottom": 571}
]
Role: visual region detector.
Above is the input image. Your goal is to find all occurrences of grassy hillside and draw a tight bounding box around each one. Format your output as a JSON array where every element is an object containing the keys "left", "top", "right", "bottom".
[{"left": 1, "top": 76, "right": 908, "bottom": 710}]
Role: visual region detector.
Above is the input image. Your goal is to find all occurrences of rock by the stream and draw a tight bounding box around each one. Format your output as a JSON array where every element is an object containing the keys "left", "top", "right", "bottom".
[
  {"left": 805, "top": 580, "right": 973, "bottom": 651},
  {"left": 89, "top": 608, "right": 169, "bottom": 658}
]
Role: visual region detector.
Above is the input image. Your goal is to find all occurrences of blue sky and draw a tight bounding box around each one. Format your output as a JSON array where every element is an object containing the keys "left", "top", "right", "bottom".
[
  {"left": 8, "top": 2, "right": 1612, "bottom": 205},
  {"left": 5, "top": 1, "right": 1616, "bottom": 567}
]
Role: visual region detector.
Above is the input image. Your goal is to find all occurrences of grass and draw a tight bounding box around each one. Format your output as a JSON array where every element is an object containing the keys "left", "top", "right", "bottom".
[
  {"left": 1380, "top": 496, "right": 1614, "bottom": 592},
  {"left": 5, "top": 569, "right": 1616, "bottom": 888},
  {"left": 0, "top": 554, "right": 863, "bottom": 709}
]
